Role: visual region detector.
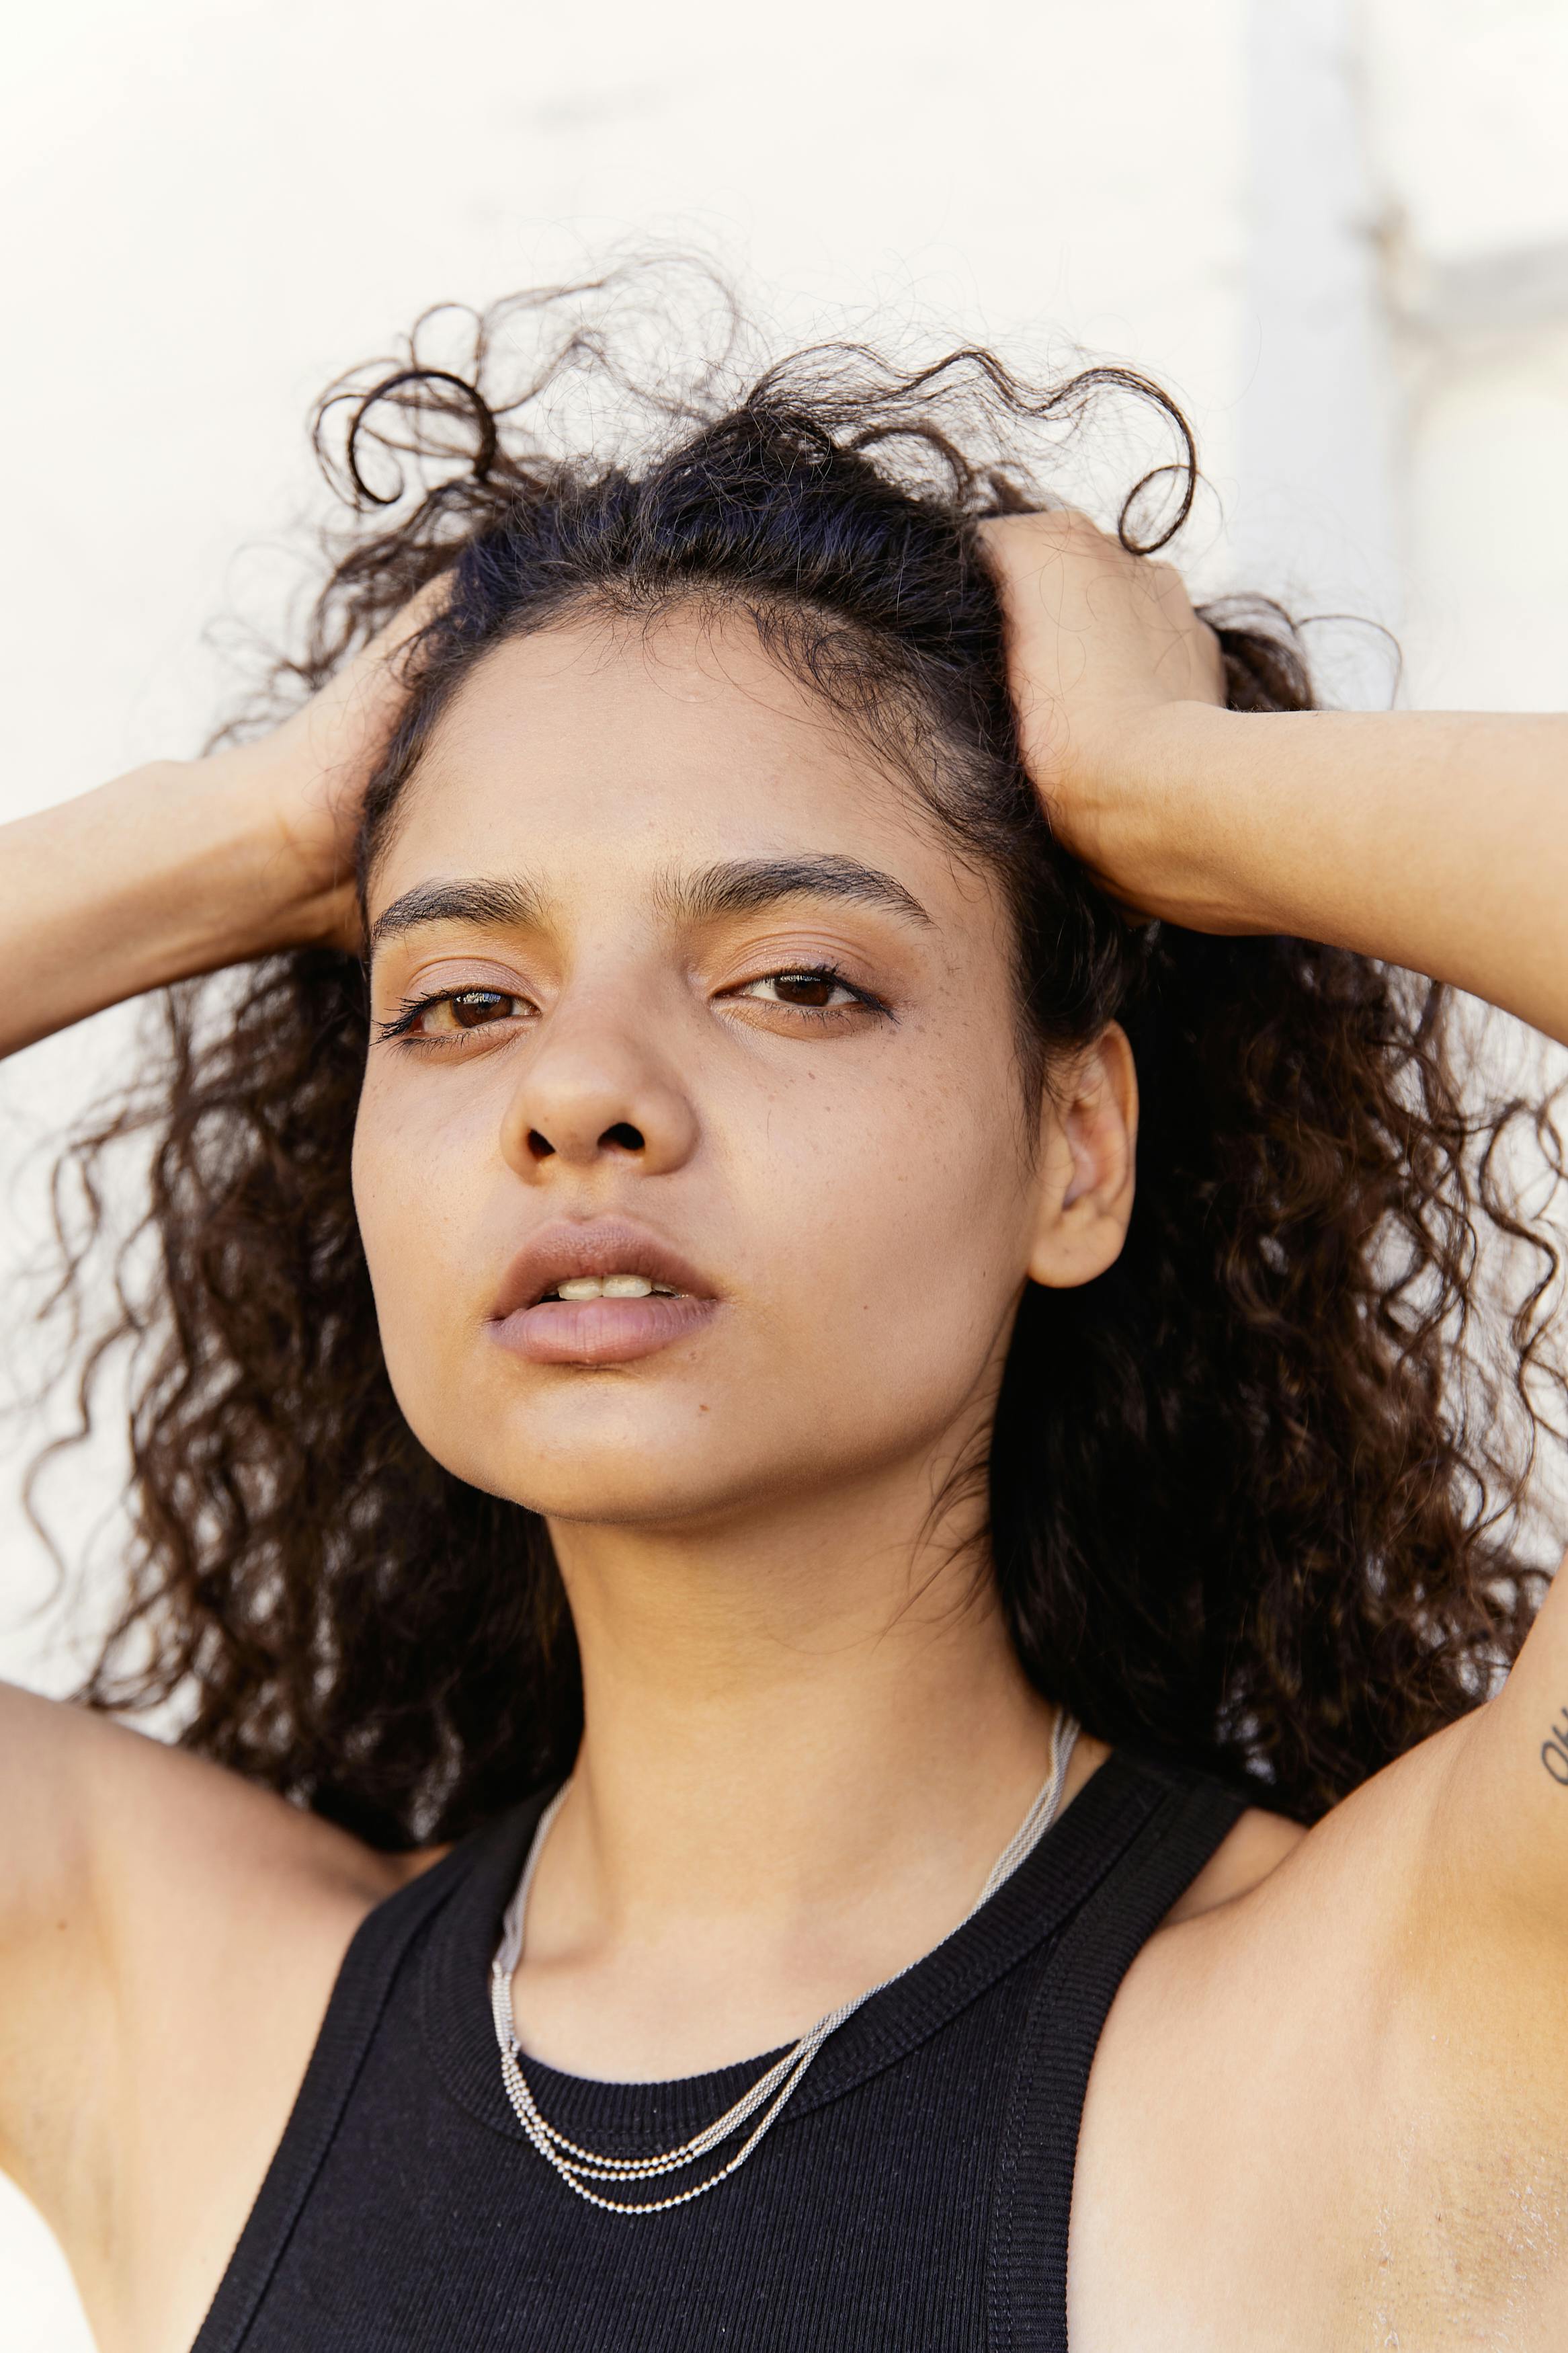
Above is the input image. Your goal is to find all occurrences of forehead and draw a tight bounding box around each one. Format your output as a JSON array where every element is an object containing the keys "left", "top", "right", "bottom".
[{"left": 370, "top": 607, "right": 978, "bottom": 918}]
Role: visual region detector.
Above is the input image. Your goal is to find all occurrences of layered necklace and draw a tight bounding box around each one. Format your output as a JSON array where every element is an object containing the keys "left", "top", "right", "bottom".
[{"left": 489, "top": 1709, "right": 1080, "bottom": 2215}]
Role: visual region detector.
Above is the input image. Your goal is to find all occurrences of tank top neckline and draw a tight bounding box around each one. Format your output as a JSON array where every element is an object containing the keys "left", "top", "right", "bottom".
[
  {"left": 419, "top": 1745, "right": 1162, "bottom": 2153},
  {"left": 190, "top": 1741, "right": 1248, "bottom": 2353}
]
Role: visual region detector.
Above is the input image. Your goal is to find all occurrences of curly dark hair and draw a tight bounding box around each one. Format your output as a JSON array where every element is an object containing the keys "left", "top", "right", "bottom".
[{"left": 34, "top": 274, "right": 1567, "bottom": 1847}]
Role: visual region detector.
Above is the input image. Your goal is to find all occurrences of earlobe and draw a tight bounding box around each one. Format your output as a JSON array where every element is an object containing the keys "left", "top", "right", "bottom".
[{"left": 1025, "top": 1024, "right": 1138, "bottom": 1291}]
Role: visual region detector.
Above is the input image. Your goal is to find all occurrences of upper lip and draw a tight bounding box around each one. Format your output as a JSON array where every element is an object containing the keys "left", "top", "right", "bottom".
[{"left": 491, "top": 1218, "right": 718, "bottom": 1317}]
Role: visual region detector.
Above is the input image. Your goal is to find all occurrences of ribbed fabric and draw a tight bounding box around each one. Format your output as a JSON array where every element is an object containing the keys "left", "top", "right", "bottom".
[{"left": 190, "top": 1748, "right": 1243, "bottom": 2353}]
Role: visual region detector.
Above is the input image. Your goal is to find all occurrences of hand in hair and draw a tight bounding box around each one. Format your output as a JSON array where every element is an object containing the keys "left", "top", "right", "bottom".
[
  {"left": 987, "top": 508, "right": 1568, "bottom": 1047},
  {"left": 205, "top": 572, "right": 450, "bottom": 954},
  {"left": 0, "top": 578, "right": 446, "bottom": 1060},
  {"left": 979, "top": 509, "right": 1225, "bottom": 915}
]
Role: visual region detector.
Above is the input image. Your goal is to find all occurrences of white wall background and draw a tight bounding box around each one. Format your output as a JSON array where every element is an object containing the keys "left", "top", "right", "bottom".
[{"left": 3, "top": 0, "right": 1566, "bottom": 2340}]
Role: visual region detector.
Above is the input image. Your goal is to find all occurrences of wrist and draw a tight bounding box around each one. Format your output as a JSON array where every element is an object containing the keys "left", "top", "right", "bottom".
[
  {"left": 190, "top": 742, "right": 358, "bottom": 953},
  {"left": 1067, "top": 702, "right": 1265, "bottom": 934},
  {"left": 56, "top": 757, "right": 335, "bottom": 984},
  {"left": 1113, "top": 703, "right": 1395, "bottom": 943},
  {"left": 91, "top": 759, "right": 268, "bottom": 967},
  {"left": 0, "top": 756, "right": 357, "bottom": 1062}
]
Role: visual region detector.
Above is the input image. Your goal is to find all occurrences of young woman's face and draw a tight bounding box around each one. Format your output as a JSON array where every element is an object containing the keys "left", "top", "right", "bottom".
[{"left": 353, "top": 608, "right": 1101, "bottom": 1532}]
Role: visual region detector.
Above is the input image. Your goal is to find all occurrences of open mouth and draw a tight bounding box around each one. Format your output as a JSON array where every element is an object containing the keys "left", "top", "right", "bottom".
[
  {"left": 536, "top": 1274, "right": 684, "bottom": 1304},
  {"left": 492, "top": 1221, "right": 719, "bottom": 1365}
]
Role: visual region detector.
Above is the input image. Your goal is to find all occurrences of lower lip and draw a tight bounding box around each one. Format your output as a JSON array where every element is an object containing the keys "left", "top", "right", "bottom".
[{"left": 490, "top": 1294, "right": 720, "bottom": 1365}]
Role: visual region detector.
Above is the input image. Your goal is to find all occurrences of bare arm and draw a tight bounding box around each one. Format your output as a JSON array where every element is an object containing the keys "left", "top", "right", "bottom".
[
  {"left": 0, "top": 758, "right": 331, "bottom": 1058},
  {"left": 0, "top": 599, "right": 435, "bottom": 2301},
  {"left": 982, "top": 512, "right": 1568, "bottom": 1047},
  {"left": 985, "top": 508, "right": 1568, "bottom": 1953},
  {"left": 0, "top": 589, "right": 438, "bottom": 1059}
]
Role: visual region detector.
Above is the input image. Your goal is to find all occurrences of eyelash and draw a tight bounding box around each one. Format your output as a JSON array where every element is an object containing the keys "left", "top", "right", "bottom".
[
  {"left": 374, "top": 988, "right": 528, "bottom": 1044},
  {"left": 375, "top": 963, "right": 889, "bottom": 1047},
  {"left": 731, "top": 963, "right": 889, "bottom": 1018}
]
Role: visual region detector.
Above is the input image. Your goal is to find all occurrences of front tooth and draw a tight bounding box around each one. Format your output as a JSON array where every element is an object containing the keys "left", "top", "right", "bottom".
[
  {"left": 556, "top": 1277, "right": 605, "bottom": 1301},
  {"left": 602, "top": 1273, "right": 653, "bottom": 1299}
]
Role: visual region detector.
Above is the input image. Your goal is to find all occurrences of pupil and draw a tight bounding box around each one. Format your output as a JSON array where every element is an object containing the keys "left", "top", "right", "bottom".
[
  {"left": 780, "top": 976, "right": 833, "bottom": 1006},
  {"left": 452, "top": 992, "right": 505, "bottom": 1029}
]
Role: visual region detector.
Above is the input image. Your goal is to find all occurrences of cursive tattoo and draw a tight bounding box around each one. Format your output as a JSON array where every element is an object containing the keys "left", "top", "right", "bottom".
[{"left": 1541, "top": 1709, "right": 1568, "bottom": 1784}]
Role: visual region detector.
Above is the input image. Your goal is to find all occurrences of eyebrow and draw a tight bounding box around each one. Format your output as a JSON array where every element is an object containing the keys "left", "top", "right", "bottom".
[
  {"left": 368, "top": 877, "right": 547, "bottom": 952},
  {"left": 368, "top": 854, "right": 930, "bottom": 953},
  {"left": 656, "top": 856, "right": 931, "bottom": 928}
]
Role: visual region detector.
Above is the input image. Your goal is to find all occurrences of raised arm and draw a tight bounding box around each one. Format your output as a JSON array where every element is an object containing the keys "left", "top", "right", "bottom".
[
  {"left": 0, "top": 593, "right": 433, "bottom": 1060},
  {"left": 984, "top": 510, "right": 1568, "bottom": 2045},
  {"left": 0, "top": 598, "right": 433, "bottom": 2305},
  {"left": 981, "top": 511, "right": 1568, "bottom": 1047}
]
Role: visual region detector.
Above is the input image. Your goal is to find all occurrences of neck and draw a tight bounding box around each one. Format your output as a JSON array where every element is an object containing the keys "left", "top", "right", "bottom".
[{"left": 514, "top": 1455, "right": 1067, "bottom": 2077}]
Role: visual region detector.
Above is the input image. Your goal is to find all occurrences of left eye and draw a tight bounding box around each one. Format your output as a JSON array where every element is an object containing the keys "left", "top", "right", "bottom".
[{"left": 735, "top": 972, "right": 859, "bottom": 1010}]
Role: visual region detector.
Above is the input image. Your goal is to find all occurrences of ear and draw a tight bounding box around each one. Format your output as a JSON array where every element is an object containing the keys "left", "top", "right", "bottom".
[{"left": 1026, "top": 1023, "right": 1138, "bottom": 1289}]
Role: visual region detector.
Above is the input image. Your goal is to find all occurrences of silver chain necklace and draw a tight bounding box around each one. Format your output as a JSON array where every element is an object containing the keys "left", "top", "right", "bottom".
[{"left": 489, "top": 1709, "right": 1081, "bottom": 2216}]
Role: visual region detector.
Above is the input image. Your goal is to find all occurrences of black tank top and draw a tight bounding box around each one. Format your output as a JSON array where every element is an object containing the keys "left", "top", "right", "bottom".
[{"left": 190, "top": 1748, "right": 1242, "bottom": 2353}]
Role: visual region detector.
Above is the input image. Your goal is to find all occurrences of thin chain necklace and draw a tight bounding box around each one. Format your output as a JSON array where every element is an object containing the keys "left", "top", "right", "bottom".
[{"left": 489, "top": 1710, "right": 1081, "bottom": 2216}]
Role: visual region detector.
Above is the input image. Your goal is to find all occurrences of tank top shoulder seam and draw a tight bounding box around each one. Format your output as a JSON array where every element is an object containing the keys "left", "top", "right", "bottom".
[{"left": 984, "top": 1762, "right": 1247, "bottom": 2353}]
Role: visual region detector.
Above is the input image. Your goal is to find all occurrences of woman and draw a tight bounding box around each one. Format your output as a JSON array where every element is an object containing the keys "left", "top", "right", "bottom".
[{"left": 3, "top": 290, "right": 1567, "bottom": 2351}]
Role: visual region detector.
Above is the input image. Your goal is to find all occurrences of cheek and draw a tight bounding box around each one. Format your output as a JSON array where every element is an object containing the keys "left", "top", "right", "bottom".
[
  {"left": 731, "top": 1031, "right": 1038, "bottom": 1399},
  {"left": 345, "top": 1012, "right": 1040, "bottom": 1513},
  {"left": 350, "top": 1077, "right": 490, "bottom": 1393}
]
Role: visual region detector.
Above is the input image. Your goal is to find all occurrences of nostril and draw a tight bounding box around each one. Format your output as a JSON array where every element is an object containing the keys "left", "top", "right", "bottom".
[
  {"left": 526, "top": 1129, "right": 555, "bottom": 1160},
  {"left": 601, "top": 1123, "right": 645, "bottom": 1153}
]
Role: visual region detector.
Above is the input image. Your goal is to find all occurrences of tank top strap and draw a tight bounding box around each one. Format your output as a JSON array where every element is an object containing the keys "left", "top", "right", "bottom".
[
  {"left": 986, "top": 1751, "right": 1247, "bottom": 2352},
  {"left": 194, "top": 1758, "right": 1245, "bottom": 2353},
  {"left": 192, "top": 1798, "right": 547, "bottom": 2353}
]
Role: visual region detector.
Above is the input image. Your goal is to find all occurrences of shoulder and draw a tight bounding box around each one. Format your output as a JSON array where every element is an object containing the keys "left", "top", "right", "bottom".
[
  {"left": 1, "top": 1681, "right": 445, "bottom": 2333},
  {"left": 1163, "top": 1802, "right": 1307, "bottom": 1923},
  {"left": 1072, "top": 1708, "right": 1568, "bottom": 2339},
  {"left": 1113, "top": 1724, "right": 1458, "bottom": 2015},
  {"left": 1066, "top": 1733, "right": 1307, "bottom": 1925},
  {"left": 1073, "top": 1733, "right": 1444, "bottom": 2259},
  {"left": 2, "top": 1675, "right": 404, "bottom": 1941},
  {"left": 0, "top": 1679, "right": 408, "bottom": 2192},
  {"left": 0, "top": 1682, "right": 454, "bottom": 2340}
]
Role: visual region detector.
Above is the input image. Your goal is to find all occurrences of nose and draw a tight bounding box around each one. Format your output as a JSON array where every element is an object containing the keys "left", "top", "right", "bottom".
[{"left": 498, "top": 1006, "right": 699, "bottom": 1182}]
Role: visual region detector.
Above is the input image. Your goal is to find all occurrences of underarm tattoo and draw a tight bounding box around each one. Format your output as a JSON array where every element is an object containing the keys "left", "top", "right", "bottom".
[{"left": 1541, "top": 1711, "right": 1568, "bottom": 1784}]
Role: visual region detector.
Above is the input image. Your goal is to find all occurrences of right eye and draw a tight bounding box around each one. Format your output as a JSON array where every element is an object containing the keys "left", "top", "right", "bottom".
[
  {"left": 380, "top": 987, "right": 533, "bottom": 1043},
  {"left": 444, "top": 989, "right": 525, "bottom": 1031}
]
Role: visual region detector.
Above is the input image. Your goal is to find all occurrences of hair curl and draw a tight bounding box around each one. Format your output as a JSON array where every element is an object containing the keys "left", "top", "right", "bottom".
[{"left": 34, "top": 273, "right": 1567, "bottom": 1846}]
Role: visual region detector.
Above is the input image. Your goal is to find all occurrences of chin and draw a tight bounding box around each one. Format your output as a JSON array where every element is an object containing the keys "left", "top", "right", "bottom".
[
  {"left": 419, "top": 1410, "right": 775, "bottom": 1528},
  {"left": 429, "top": 1404, "right": 869, "bottom": 1533},
  {"left": 495, "top": 1462, "right": 796, "bottom": 1531},
  {"left": 390, "top": 1341, "right": 980, "bottom": 1534}
]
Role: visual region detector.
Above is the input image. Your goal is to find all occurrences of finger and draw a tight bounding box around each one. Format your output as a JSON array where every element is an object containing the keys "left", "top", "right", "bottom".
[
  {"left": 362, "top": 568, "right": 454, "bottom": 666},
  {"left": 977, "top": 507, "right": 1112, "bottom": 567},
  {"left": 302, "top": 572, "right": 453, "bottom": 762}
]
